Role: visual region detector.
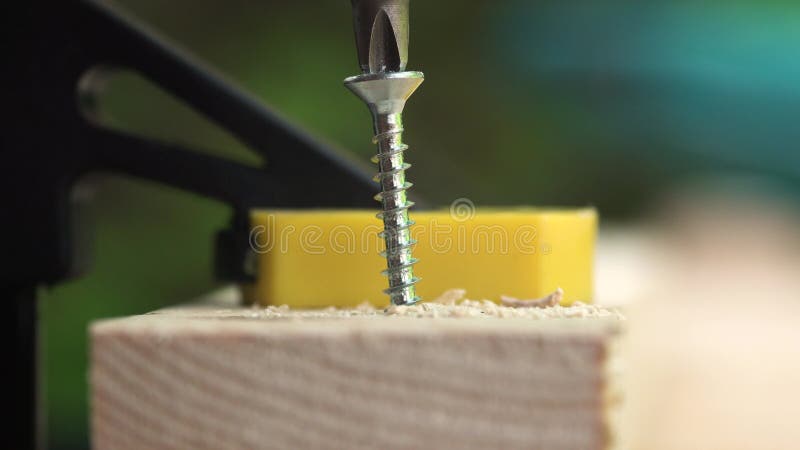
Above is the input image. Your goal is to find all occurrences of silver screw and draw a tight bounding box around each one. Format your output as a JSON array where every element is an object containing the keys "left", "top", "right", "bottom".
[
  {"left": 346, "top": 0, "right": 422, "bottom": 306},
  {"left": 345, "top": 72, "right": 423, "bottom": 306}
]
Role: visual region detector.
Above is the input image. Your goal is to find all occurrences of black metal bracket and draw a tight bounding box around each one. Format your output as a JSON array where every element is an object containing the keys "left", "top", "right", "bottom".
[
  {"left": 3, "top": 0, "right": 384, "bottom": 447},
  {"left": 5, "top": 0, "right": 377, "bottom": 287}
]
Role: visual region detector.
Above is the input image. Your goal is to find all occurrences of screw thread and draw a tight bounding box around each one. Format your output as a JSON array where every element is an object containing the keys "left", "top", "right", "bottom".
[
  {"left": 343, "top": 71, "right": 424, "bottom": 306},
  {"left": 372, "top": 114, "right": 420, "bottom": 306}
]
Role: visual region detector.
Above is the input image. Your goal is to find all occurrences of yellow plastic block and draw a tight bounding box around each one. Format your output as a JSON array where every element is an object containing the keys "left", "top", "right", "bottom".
[{"left": 246, "top": 208, "right": 597, "bottom": 308}]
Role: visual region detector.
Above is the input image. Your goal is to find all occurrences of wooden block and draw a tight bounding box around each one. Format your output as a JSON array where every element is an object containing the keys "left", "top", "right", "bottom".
[{"left": 90, "top": 288, "right": 623, "bottom": 450}]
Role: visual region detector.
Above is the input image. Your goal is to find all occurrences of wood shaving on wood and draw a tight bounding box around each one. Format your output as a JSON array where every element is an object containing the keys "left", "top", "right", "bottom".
[
  {"left": 500, "top": 287, "right": 564, "bottom": 308},
  {"left": 241, "top": 289, "right": 623, "bottom": 321}
]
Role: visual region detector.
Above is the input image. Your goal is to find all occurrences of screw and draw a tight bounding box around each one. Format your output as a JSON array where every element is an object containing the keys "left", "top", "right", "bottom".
[
  {"left": 346, "top": 0, "right": 422, "bottom": 306},
  {"left": 345, "top": 72, "right": 423, "bottom": 306}
]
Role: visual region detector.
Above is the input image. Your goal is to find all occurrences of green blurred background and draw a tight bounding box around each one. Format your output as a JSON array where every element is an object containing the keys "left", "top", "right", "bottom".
[{"left": 44, "top": 0, "right": 800, "bottom": 447}]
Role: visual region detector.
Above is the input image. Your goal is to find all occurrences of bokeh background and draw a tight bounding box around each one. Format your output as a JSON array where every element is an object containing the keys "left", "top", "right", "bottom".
[{"left": 45, "top": 0, "right": 800, "bottom": 448}]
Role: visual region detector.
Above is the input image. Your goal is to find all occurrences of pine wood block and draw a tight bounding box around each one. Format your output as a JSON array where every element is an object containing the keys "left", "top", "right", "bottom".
[{"left": 90, "top": 288, "right": 623, "bottom": 450}]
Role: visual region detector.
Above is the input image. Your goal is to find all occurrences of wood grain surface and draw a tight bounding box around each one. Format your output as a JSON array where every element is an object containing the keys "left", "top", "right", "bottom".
[{"left": 90, "top": 290, "right": 623, "bottom": 450}]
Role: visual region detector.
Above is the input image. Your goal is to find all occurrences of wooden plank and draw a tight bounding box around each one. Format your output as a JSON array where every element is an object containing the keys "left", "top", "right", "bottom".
[{"left": 90, "top": 288, "right": 623, "bottom": 450}]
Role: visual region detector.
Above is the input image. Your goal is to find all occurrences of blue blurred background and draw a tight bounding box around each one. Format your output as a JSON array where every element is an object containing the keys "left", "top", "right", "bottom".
[{"left": 45, "top": 0, "right": 800, "bottom": 447}]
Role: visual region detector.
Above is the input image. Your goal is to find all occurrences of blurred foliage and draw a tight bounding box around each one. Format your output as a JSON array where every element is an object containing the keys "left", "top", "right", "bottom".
[{"left": 44, "top": 0, "right": 800, "bottom": 448}]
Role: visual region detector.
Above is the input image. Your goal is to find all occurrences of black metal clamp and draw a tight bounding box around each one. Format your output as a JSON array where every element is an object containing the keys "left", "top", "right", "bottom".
[{"left": 4, "top": 1, "right": 380, "bottom": 447}]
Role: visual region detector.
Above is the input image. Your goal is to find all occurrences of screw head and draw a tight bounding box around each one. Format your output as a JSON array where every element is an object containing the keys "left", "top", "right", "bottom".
[{"left": 344, "top": 71, "right": 424, "bottom": 115}]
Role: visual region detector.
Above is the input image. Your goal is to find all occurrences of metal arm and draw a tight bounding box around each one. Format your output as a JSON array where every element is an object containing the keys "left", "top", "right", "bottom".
[
  {"left": 3, "top": 1, "right": 392, "bottom": 447},
  {"left": 4, "top": 0, "right": 378, "bottom": 288}
]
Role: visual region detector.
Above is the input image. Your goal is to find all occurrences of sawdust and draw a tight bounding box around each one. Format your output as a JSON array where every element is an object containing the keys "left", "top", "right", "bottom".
[{"left": 250, "top": 289, "right": 623, "bottom": 321}]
